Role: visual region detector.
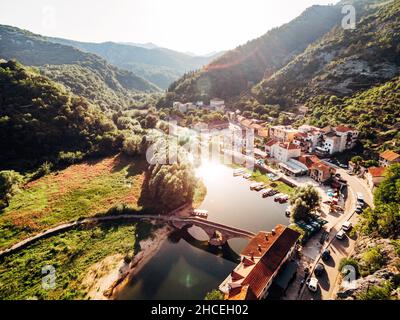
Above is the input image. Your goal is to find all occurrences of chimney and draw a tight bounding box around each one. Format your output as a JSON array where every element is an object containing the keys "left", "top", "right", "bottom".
[
  {"left": 250, "top": 251, "right": 255, "bottom": 261},
  {"left": 258, "top": 244, "right": 262, "bottom": 253},
  {"left": 271, "top": 228, "right": 276, "bottom": 235}
]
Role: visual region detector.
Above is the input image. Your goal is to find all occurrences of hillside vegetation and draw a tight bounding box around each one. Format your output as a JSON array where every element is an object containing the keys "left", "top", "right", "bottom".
[
  {"left": 254, "top": 0, "right": 400, "bottom": 107},
  {"left": 0, "top": 25, "right": 159, "bottom": 111},
  {"left": 0, "top": 60, "right": 122, "bottom": 170},
  {"left": 47, "top": 38, "right": 222, "bottom": 89},
  {"left": 163, "top": 4, "right": 344, "bottom": 104}
]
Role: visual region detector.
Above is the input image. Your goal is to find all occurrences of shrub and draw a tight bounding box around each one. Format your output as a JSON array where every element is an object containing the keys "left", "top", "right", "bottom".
[
  {"left": 338, "top": 257, "right": 359, "bottom": 277},
  {"left": 361, "top": 247, "right": 384, "bottom": 275},
  {"left": 357, "top": 281, "right": 393, "bottom": 300},
  {"left": 205, "top": 289, "right": 224, "bottom": 300}
]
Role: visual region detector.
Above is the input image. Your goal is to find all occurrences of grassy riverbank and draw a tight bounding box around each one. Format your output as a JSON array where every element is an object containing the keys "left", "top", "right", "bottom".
[
  {"left": 0, "top": 154, "right": 148, "bottom": 250},
  {"left": 229, "top": 164, "right": 295, "bottom": 195},
  {"left": 0, "top": 221, "right": 157, "bottom": 300}
]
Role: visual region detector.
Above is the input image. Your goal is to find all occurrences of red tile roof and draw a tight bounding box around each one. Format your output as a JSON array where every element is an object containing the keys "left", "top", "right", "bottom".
[
  {"left": 279, "top": 142, "right": 300, "bottom": 150},
  {"left": 368, "top": 167, "right": 386, "bottom": 177},
  {"left": 335, "top": 125, "right": 355, "bottom": 133},
  {"left": 240, "top": 226, "right": 300, "bottom": 299},
  {"left": 380, "top": 150, "right": 400, "bottom": 162},
  {"left": 265, "top": 139, "right": 278, "bottom": 147},
  {"left": 299, "top": 155, "right": 321, "bottom": 169}
]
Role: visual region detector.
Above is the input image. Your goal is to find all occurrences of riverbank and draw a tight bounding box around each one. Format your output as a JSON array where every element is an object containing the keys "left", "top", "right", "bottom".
[
  {"left": 107, "top": 224, "right": 173, "bottom": 300},
  {"left": 0, "top": 221, "right": 155, "bottom": 300}
]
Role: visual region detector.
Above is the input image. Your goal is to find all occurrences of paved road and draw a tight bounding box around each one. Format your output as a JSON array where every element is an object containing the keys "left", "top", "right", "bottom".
[{"left": 300, "top": 169, "right": 373, "bottom": 300}]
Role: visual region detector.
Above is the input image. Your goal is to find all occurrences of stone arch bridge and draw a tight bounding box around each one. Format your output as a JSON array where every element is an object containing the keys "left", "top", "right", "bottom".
[{"left": 170, "top": 217, "right": 256, "bottom": 246}]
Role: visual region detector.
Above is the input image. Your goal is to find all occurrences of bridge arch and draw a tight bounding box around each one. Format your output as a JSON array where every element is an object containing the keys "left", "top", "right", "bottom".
[{"left": 171, "top": 217, "right": 255, "bottom": 246}]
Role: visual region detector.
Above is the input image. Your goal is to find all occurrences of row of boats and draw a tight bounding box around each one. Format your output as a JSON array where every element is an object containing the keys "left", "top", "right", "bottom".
[{"left": 249, "top": 182, "right": 289, "bottom": 203}]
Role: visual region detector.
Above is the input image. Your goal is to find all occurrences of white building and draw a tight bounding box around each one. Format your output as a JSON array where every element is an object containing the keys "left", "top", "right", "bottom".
[
  {"left": 316, "top": 125, "right": 359, "bottom": 155},
  {"left": 210, "top": 98, "right": 225, "bottom": 112},
  {"left": 270, "top": 142, "right": 301, "bottom": 163}
]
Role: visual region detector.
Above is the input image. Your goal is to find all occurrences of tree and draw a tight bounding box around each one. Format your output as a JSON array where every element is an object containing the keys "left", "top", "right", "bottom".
[
  {"left": 359, "top": 164, "right": 400, "bottom": 238},
  {"left": 122, "top": 135, "right": 142, "bottom": 157},
  {"left": 0, "top": 170, "right": 23, "bottom": 208},
  {"left": 146, "top": 144, "right": 197, "bottom": 212},
  {"left": 205, "top": 290, "right": 224, "bottom": 300},
  {"left": 289, "top": 185, "right": 321, "bottom": 222}
]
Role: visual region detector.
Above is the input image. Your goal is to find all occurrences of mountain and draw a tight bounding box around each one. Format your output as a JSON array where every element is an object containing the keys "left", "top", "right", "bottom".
[
  {"left": 46, "top": 37, "right": 224, "bottom": 89},
  {"left": 253, "top": 0, "right": 400, "bottom": 107},
  {"left": 0, "top": 25, "right": 159, "bottom": 112},
  {"left": 164, "top": 3, "right": 345, "bottom": 104},
  {"left": 0, "top": 60, "right": 120, "bottom": 170}
]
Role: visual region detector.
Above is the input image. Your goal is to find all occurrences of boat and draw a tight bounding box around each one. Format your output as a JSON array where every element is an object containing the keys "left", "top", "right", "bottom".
[
  {"left": 233, "top": 169, "right": 245, "bottom": 177},
  {"left": 192, "top": 209, "right": 209, "bottom": 219},
  {"left": 275, "top": 194, "right": 289, "bottom": 203},
  {"left": 250, "top": 182, "right": 264, "bottom": 190},
  {"left": 243, "top": 173, "right": 252, "bottom": 179},
  {"left": 262, "top": 189, "right": 278, "bottom": 197},
  {"left": 262, "top": 189, "right": 272, "bottom": 197}
]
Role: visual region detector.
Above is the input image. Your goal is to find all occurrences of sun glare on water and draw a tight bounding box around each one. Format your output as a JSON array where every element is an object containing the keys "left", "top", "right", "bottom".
[{"left": 195, "top": 160, "right": 223, "bottom": 183}]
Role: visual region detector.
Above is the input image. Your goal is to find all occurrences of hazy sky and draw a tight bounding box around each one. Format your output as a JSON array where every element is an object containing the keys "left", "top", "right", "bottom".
[{"left": 0, "top": 0, "right": 338, "bottom": 55}]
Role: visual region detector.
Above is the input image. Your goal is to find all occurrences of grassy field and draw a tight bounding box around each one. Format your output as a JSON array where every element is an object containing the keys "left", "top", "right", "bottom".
[
  {"left": 249, "top": 170, "right": 295, "bottom": 195},
  {"left": 0, "top": 154, "right": 148, "bottom": 250},
  {"left": 229, "top": 163, "right": 295, "bottom": 195},
  {"left": 0, "top": 221, "right": 156, "bottom": 300}
]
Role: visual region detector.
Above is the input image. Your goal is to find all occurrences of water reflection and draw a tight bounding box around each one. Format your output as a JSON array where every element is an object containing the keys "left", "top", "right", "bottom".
[{"left": 118, "top": 160, "right": 290, "bottom": 299}]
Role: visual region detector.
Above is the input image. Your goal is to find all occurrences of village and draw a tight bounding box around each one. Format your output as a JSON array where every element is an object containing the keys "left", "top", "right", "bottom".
[{"left": 173, "top": 98, "right": 400, "bottom": 301}]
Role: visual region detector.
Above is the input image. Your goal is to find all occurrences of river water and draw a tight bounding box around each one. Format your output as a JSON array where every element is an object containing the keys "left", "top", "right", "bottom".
[{"left": 116, "top": 159, "right": 289, "bottom": 300}]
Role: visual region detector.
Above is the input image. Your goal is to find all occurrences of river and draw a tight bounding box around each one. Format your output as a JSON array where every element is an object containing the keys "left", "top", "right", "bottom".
[{"left": 116, "top": 159, "right": 290, "bottom": 300}]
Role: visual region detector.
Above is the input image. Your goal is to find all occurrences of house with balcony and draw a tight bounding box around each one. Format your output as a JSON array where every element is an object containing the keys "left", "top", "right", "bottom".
[{"left": 219, "top": 225, "right": 300, "bottom": 300}]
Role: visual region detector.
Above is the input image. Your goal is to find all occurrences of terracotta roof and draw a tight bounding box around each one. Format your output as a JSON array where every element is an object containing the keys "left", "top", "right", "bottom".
[
  {"left": 265, "top": 139, "right": 278, "bottom": 147},
  {"left": 294, "top": 132, "right": 307, "bottom": 139},
  {"left": 225, "top": 285, "right": 256, "bottom": 300},
  {"left": 311, "top": 162, "right": 332, "bottom": 176},
  {"left": 335, "top": 125, "right": 355, "bottom": 133},
  {"left": 279, "top": 142, "right": 300, "bottom": 150},
  {"left": 299, "top": 155, "right": 321, "bottom": 169},
  {"left": 241, "top": 226, "right": 300, "bottom": 299},
  {"left": 368, "top": 167, "right": 386, "bottom": 178},
  {"left": 380, "top": 150, "right": 400, "bottom": 162}
]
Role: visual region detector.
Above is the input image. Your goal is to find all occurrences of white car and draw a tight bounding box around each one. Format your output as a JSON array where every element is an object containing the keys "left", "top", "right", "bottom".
[
  {"left": 336, "top": 230, "right": 346, "bottom": 240},
  {"left": 342, "top": 221, "right": 352, "bottom": 231},
  {"left": 307, "top": 277, "right": 319, "bottom": 292}
]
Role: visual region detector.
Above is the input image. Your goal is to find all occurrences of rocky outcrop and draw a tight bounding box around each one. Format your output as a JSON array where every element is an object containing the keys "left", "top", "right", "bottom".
[{"left": 337, "top": 236, "right": 400, "bottom": 300}]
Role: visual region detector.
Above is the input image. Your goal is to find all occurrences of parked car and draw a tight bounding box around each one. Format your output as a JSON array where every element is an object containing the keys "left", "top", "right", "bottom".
[
  {"left": 342, "top": 221, "right": 352, "bottom": 232},
  {"left": 314, "top": 263, "right": 325, "bottom": 277},
  {"left": 306, "top": 277, "right": 319, "bottom": 292},
  {"left": 322, "top": 249, "right": 331, "bottom": 262},
  {"left": 336, "top": 230, "right": 346, "bottom": 240}
]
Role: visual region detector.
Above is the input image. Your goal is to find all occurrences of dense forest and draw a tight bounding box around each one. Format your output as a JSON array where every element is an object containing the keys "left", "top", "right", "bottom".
[{"left": 0, "top": 60, "right": 122, "bottom": 170}]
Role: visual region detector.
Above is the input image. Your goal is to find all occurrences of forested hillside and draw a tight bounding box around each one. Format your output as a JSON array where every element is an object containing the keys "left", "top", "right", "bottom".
[
  {"left": 48, "top": 38, "right": 222, "bottom": 89},
  {"left": 163, "top": 4, "right": 344, "bottom": 105},
  {"left": 0, "top": 60, "right": 121, "bottom": 170},
  {"left": 253, "top": 0, "right": 400, "bottom": 107},
  {"left": 0, "top": 25, "right": 159, "bottom": 111}
]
